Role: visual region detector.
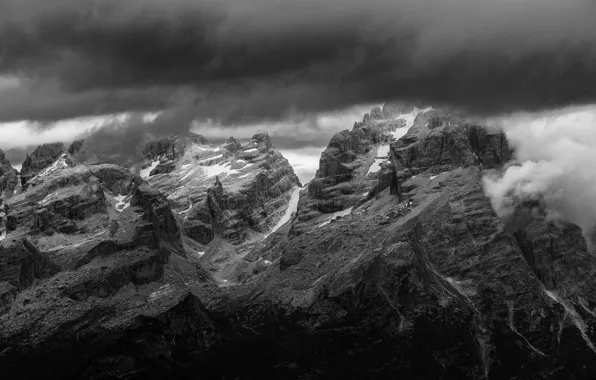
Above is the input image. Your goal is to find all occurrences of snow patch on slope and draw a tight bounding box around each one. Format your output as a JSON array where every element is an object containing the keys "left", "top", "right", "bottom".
[
  {"left": 265, "top": 186, "right": 303, "bottom": 238},
  {"left": 392, "top": 106, "right": 434, "bottom": 140},
  {"left": 197, "top": 154, "right": 223, "bottom": 164},
  {"left": 318, "top": 207, "right": 354, "bottom": 228},
  {"left": 204, "top": 162, "right": 239, "bottom": 177},
  {"left": 140, "top": 160, "right": 159, "bottom": 179},
  {"left": 113, "top": 195, "right": 131, "bottom": 212},
  {"left": 367, "top": 145, "right": 390, "bottom": 175},
  {"left": 179, "top": 202, "right": 193, "bottom": 215},
  {"left": 181, "top": 162, "right": 240, "bottom": 182},
  {"left": 33, "top": 155, "right": 69, "bottom": 180},
  {"left": 196, "top": 146, "right": 221, "bottom": 152}
]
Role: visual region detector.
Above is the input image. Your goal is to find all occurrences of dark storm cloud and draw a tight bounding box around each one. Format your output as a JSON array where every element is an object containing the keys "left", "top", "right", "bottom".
[
  {"left": 1, "top": 0, "right": 596, "bottom": 124},
  {"left": 78, "top": 101, "right": 198, "bottom": 164}
]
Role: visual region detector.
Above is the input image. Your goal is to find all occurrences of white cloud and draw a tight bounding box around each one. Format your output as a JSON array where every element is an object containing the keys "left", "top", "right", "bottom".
[
  {"left": 279, "top": 147, "right": 323, "bottom": 184},
  {"left": 482, "top": 104, "right": 596, "bottom": 246},
  {"left": 0, "top": 114, "right": 129, "bottom": 151}
]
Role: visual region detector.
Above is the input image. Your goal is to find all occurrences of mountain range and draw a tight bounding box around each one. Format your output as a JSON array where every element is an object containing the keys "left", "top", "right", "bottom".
[{"left": 1, "top": 103, "right": 596, "bottom": 379}]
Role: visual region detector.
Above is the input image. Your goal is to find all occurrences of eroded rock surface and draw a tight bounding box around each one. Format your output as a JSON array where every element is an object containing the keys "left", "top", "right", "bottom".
[
  {"left": 0, "top": 148, "right": 216, "bottom": 377},
  {"left": 0, "top": 149, "right": 18, "bottom": 197},
  {"left": 20, "top": 143, "right": 72, "bottom": 189},
  {"left": 140, "top": 132, "right": 301, "bottom": 281}
]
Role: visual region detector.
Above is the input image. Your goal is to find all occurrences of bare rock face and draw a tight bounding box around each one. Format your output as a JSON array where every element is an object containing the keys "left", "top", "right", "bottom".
[
  {"left": 0, "top": 156, "right": 214, "bottom": 379},
  {"left": 5, "top": 104, "right": 596, "bottom": 380},
  {"left": 0, "top": 238, "right": 59, "bottom": 292},
  {"left": 183, "top": 105, "right": 596, "bottom": 379},
  {"left": 294, "top": 105, "right": 432, "bottom": 234},
  {"left": 143, "top": 132, "right": 210, "bottom": 162},
  {"left": 144, "top": 132, "right": 301, "bottom": 247},
  {"left": 0, "top": 149, "right": 18, "bottom": 196},
  {"left": 175, "top": 110, "right": 596, "bottom": 379},
  {"left": 0, "top": 198, "right": 7, "bottom": 240},
  {"left": 391, "top": 110, "right": 513, "bottom": 175},
  {"left": 20, "top": 143, "right": 70, "bottom": 189},
  {"left": 222, "top": 136, "right": 242, "bottom": 153}
]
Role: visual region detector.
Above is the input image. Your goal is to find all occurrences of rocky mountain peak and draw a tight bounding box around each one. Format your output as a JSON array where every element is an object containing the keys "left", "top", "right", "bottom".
[
  {"left": 187, "top": 132, "right": 210, "bottom": 145},
  {"left": 223, "top": 137, "right": 242, "bottom": 153},
  {"left": 67, "top": 139, "right": 84, "bottom": 155},
  {"left": 0, "top": 148, "right": 19, "bottom": 197},
  {"left": 20, "top": 142, "right": 70, "bottom": 189},
  {"left": 6, "top": 103, "right": 596, "bottom": 380},
  {"left": 135, "top": 130, "right": 300, "bottom": 252},
  {"left": 250, "top": 131, "right": 273, "bottom": 149}
]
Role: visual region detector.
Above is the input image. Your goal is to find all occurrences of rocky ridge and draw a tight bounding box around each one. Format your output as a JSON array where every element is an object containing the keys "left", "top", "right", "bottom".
[
  {"left": 0, "top": 129, "right": 304, "bottom": 379},
  {"left": 20, "top": 142, "right": 73, "bottom": 189},
  {"left": 193, "top": 105, "right": 596, "bottom": 379},
  {"left": 138, "top": 132, "right": 301, "bottom": 283},
  {"left": 293, "top": 104, "right": 433, "bottom": 233},
  {"left": 0, "top": 149, "right": 19, "bottom": 198},
  {"left": 2, "top": 104, "right": 596, "bottom": 379}
]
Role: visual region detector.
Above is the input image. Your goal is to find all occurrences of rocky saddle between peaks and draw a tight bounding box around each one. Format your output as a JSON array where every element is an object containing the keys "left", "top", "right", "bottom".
[{"left": 1, "top": 106, "right": 596, "bottom": 380}]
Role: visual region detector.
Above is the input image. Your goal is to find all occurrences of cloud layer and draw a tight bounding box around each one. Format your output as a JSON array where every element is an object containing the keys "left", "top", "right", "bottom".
[
  {"left": 1, "top": 0, "right": 596, "bottom": 124},
  {"left": 483, "top": 106, "right": 596, "bottom": 247}
]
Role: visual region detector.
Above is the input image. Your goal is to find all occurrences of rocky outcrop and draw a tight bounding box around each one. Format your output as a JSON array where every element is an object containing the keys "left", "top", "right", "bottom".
[
  {"left": 67, "top": 139, "right": 84, "bottom": 155},
  {"left": 131, "top": 184, "right": 183, "bottom": 250},
  {"left": 0, "top": 155, "right": 211, "bottom": 379},
  {"left": 293, "top": 105, "right": 430, "bottom": 234},
  {"left": 20, "top": 143, "right": 69, "bottom": 188},
  {"left": 144, "top": 132, "right": 301, "bottom": 248},
  {"left": 88, "top": 164, "right": 143, "bottom": 194},
  {"left": 0, "top": 198, "right": 7, "bottom": 240},
  {"left": 183, "top": 117, "right": 596, "bottom": 379},
  {"left": 391, "top": 110, "right": 513, "bottom": 175},
  {"left": 222, "top": 136, "right": 242, "bottom": 153},
  {"left": 191, "top": 107, "right": 596, "bottom": 379},
  {"left": 0, "top": 149, "right": 18, "bottom": 196},
  {"left": 5, "top": 104, "right": 595, "bottom": 380},
  {"left": 6, "top": 166, "right": 106, "bottom": 233},
  {"left": 142, "top": 132, "right": 210, "bottom": 161},
  {"left": 0, "top": 238, "right": 60, "bottom": 293}
]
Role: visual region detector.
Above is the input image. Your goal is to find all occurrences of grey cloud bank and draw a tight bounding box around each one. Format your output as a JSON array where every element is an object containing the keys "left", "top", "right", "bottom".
[
  {"left": 1, "top": 0, "right": 596, "bottom": 125},
  {"left": 483, "top": 105, "right": 596, "bottom": 249}
]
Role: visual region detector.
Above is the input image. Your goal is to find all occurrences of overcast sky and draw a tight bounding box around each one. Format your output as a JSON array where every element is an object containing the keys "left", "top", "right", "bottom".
[{"left": 2, "top": 0, "right": 596, "bottom": 180}]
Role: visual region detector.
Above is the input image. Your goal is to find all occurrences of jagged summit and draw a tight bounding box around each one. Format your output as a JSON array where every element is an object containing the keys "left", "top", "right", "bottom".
[
  {"left": 0, "top": 149, "right": 19, "bottom": 197},
  {"left": 4, "top": 103, "right": 596, "bottom": 379},
  {"left": 140, "top": 131, "right": 301, "bottom": 247},
  {"left": 20, "top": 142, "right": 70, "bottom": 189},
  {"left": 223, "top": 136, "right": 242, "bottom": 152}
]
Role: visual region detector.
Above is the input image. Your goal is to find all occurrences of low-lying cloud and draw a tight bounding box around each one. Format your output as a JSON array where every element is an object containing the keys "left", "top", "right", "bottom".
[{"left": 483, "top": 105, "right": 596, "bottom": 247}]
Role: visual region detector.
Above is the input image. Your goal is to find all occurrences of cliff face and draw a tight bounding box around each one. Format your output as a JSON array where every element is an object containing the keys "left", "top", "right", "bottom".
[
  {"left": 139, "top": 132, "right": 301, "bottom": 282},
  {"left": 3, "top": 104, "right": 596, "bottom": 379},
  {"left": 0, "top": 131, "right": 304, "bottom": 379},
  {"left": 292, "top": 105, "right": 433, "bottom": 234},
  {"left": 20, "top": 143, "right": 71, "bottom": 189},
  {"left": 0, "top": 149, "right": 19, "bottom": 197},
  {"left": 196, "top": 105, "right": 596, "bottom": 379},
  {"left": 0, "top": 158, "right": 214, "bottom": 379},
  {"left": 178, "top": 133, "right": 299, "bottom": 245}
]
